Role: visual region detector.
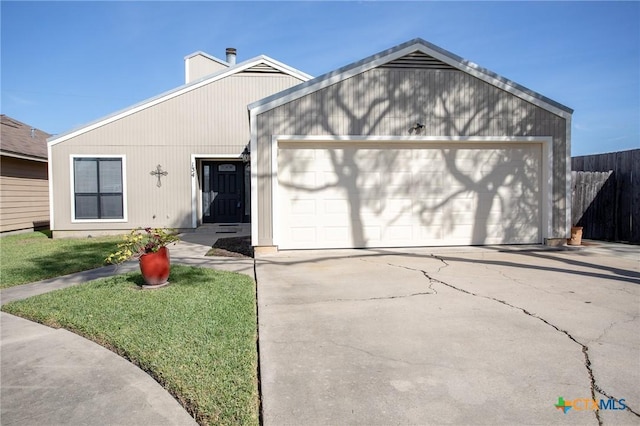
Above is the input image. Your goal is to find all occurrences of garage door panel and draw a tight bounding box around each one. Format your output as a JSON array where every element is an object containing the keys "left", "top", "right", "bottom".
[
  {"left": 290, "top": 199, "right": 316, "bottom": 215},
  {"left": 289, "top": 227, "right": 316, "bottom": 243},
  {"left": 324, "top": 199, "right": 349, "bottom": 214},
  {"left": 278, "top": 143, "right": 541, "bottom": 249},
  {"left": 325, "top": 227, "right": 350, "bottom": 241},
  {"left": 415, "top": 210, "right": 446, "bottom": 226},
  {"left": 357, "top": 172, "right": 383, "bottom": 188}
]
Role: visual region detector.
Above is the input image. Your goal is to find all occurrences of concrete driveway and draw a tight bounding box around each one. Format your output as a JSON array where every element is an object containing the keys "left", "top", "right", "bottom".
[{"left": 256, "top": 244, "right": 639, "bottom": 425}]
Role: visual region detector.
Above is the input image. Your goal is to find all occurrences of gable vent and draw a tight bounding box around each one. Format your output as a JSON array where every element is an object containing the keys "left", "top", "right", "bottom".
[
  {"left": 380, "top": 51, "right": 456, "bottom": 70},
  {"left": 242, "top": 63, "right": 284, "bottom": 74}
]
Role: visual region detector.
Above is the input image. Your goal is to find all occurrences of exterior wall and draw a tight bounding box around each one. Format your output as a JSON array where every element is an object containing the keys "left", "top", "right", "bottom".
[
  {"left": 255, "top": 67, "right": 569, "bottom": 245},
  {"left": 186, "top": 54, "right": 228, "bottom": 83},
  {"left": 0, "top": 156, "right": 49, "bottom": 233},
  {"left": 51, "top": 72, "right": 304, "bottom": 234}
]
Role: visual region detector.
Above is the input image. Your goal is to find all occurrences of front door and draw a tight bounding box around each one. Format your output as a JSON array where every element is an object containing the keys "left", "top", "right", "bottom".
[{"left": 202, "top": 161, "right": 243, "bottom": 223}]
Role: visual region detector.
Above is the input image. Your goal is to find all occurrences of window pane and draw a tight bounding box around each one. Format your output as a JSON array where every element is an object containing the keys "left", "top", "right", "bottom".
[
  {"left": 74, "top": 160, "right": 97, "bottom": 192},
  {"left": 75, "top": 195, "right": 98, "bottom": 219},
  {"left": 99, "top": 160, "right": 122, "bottom": 193},
  {"left": 100, "top": 195, "right": 123, "bottom": 219}
]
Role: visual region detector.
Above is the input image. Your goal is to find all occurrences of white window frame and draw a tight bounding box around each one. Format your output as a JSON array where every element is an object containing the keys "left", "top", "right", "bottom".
[{"left": 70, "top": 154, "right": 128, "bottom": 223}]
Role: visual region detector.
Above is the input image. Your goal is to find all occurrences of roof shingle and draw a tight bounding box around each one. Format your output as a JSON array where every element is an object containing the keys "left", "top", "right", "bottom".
[{"left": 1, "top": 115, "right": 50, "bottom": 160}]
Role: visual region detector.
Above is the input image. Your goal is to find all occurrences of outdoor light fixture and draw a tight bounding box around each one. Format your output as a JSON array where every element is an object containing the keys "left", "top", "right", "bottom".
[
  {"left": 241, "top": 146, "right": 251, "bottom": 163},
  {"left": 408, "top": 122, "right": 425, "bottom": 135}
]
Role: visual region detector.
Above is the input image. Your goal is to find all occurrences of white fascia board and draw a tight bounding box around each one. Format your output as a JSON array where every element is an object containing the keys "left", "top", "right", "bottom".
[
  {"left": 183, "top": 51, "right": 230, "bottom": 66},
  {"left": 47, "top": 143, "right": 55, "bottom": 230},
  {"left": 48, "top": 56, "right": 312, "bottom": 147},
  {"left": 256, "top": 55, "right": 314, "bottom": 81},
  {"left": 249, "top": 39, "right": 572, "bottom": 120}
]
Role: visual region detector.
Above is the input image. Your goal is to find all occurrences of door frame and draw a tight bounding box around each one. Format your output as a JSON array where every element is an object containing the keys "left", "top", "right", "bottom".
[{"left": 190, "top": 154, "right": 251, "bottom": 228}]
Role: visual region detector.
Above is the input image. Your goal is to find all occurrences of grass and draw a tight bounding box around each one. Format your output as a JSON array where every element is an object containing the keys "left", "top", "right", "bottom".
[
  {"left": 1, "top": 265, "right": 259, "bottom": 426},
  {"left": 0, "top": 231, "right": 121, "bottom": 288}
]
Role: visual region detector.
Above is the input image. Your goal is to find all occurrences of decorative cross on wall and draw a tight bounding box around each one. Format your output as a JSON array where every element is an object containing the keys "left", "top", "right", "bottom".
[{"left": 150, "top": 164, "right": 168, "bottom": 187}]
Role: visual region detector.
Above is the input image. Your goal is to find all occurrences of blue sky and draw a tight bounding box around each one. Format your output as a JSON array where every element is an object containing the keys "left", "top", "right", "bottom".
[{"left": 2, "top": 1, "right": 638, "bottom": 156}]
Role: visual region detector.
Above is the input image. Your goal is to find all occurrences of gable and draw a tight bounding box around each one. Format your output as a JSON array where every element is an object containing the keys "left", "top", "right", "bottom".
[
  {"left": 249, "top": 38, "right": 572, "bottom": 119},
  {"left": 49, "top": 56, "right": 312, "bottom": 146}
]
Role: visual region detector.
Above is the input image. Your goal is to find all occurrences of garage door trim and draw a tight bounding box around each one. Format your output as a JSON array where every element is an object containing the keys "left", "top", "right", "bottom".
[{"left": 271, "top": 135, "right": 553, "bottom": 248}]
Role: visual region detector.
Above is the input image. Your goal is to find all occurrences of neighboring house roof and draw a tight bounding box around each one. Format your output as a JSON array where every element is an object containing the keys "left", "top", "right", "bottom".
[
  {"left": 1, "top": 115, "right": 50, "bottom": 161},
  {"left": 249, "top": 38, "right": 573, "bottom": 119},
  {"left": 48, "top": 55, "right": 313, "bottom": 146}
]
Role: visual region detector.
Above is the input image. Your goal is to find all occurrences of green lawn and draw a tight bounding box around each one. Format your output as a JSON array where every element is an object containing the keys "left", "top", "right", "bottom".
[
  {"left": 0, "top": 231, "right": 121, "bottom": 288},
  {"left": 2, "top": 265, "right": 259, "bottom": 426}
]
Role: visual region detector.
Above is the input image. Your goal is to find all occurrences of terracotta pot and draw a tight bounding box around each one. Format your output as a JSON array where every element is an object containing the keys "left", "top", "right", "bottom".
[
  {"left": 568, "top": 226, "right": 583, "bottom": 246},
  {"left": 139, "top": 246, "right": 170, "bottom": 286}
]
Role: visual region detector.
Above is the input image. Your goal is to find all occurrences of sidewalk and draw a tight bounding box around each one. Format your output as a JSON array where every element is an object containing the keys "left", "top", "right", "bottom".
[{"left": 1, "top": 235, "right": 253, "bottom": 426}]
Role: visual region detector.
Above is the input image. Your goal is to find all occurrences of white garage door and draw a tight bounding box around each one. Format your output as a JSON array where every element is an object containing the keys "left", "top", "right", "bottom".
[{"left": 277, "top": 142, "right": 542, "bottom": 249}]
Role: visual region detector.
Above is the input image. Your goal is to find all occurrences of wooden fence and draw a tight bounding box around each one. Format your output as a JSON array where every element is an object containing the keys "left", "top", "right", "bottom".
[{"left": 571, "top": 149, "right": 639, "bottom": 243}]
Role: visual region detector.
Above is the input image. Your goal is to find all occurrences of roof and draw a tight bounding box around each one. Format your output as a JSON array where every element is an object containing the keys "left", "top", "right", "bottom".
[
  {"left": 249, "top": 38, "right": 573, "bottom": 119},
  {"left": 1, "top": 115, "right": 50, "bottom": 161},
  {"left": 48, "top": 55, "right": 313, "bottom": 146}
]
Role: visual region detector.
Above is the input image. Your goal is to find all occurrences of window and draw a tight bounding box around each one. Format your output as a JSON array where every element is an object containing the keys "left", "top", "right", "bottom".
[{"left": 73, "top": 157, "right": 124, "bottom": 220}]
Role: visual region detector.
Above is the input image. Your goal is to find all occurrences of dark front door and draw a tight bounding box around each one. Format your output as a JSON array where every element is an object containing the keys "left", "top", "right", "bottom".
[{"left": 202, "top": 161, "right": 243, "bottom": 223}]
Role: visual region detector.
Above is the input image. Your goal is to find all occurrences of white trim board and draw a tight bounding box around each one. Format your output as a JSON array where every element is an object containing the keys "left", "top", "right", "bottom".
[
  {"left": 69, "top": 154, "right": 128, "bottom": 224},
  {"left": 270, "top": 135, "right": 553, "bottom": 247}
]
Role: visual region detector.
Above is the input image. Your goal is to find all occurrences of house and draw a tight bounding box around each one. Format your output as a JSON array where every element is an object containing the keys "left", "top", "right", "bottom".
[
  {"left": 49, "top": 38, "right": 573, "bottom": 251},
  {"left": 1, "top": 115, "right": 51, "bottom": 234},
  {"left": 47, "top": 49, "right": 312, "bottom": 237},
  {"left": 249, "top": 38, "right": 572, "bottom": 252}
]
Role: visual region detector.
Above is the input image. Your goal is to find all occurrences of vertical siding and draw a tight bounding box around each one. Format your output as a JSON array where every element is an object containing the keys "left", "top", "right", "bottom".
[
  {"left": 186, "top": 55, "right": 228, "bottom": 83},
  {"left": 51, "top": 73, "right": 305, "bottom": 232},
  {"left": 256, "top": 67, "right": 568, "bottom": 244},
  {"left": 0, "top": 157, "right": 49, "bottom": 232}
]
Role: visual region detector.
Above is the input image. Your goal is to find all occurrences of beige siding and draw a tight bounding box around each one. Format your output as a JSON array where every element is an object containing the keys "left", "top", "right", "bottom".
[
  {"left": 186, "top": 54, "right": 228, "bottom": 83},
  {"left": 0, "top": 156, "right": 49, "bottom": 232},
  {"left": 256, "top": 68, "right": 568, "bottom": 245},
  {"left": 51, "top": 73, "right": 304, "bottom": 233}
]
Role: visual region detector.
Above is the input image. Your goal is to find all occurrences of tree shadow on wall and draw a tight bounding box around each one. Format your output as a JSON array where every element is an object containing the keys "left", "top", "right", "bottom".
[{"left": 268, "top": 66, "right": 557, "bottom": 248}]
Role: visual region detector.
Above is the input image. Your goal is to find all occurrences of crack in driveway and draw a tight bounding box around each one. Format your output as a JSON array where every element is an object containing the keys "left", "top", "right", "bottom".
[{"left": 373, "top": 254, "right": 639, "bottom": 424}]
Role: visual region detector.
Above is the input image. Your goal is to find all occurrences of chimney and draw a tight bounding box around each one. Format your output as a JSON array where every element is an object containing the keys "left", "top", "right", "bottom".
[{"left": 226, "top": 48, "right": 237, "bottom": 65}]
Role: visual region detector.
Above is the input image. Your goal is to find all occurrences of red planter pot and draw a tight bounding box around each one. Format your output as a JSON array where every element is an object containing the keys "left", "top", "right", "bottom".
[{"left": 139, "top": 246, "right": 171, "bottom": 286}]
